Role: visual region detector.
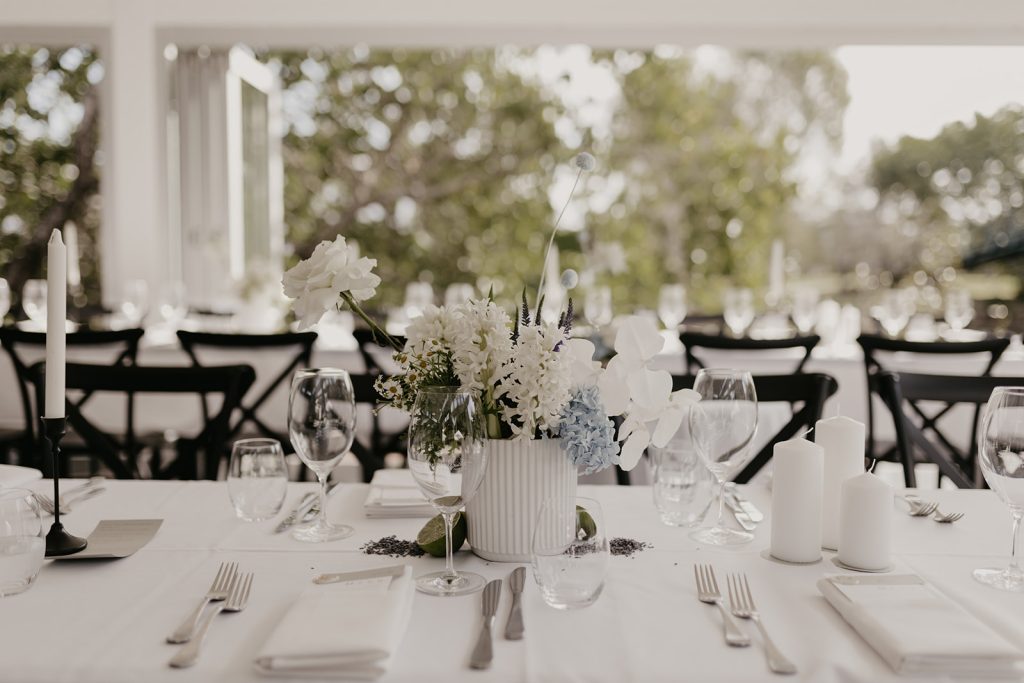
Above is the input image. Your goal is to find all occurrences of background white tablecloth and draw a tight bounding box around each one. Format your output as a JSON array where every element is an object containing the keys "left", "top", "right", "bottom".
[{"left": 1, "top": 479, "right": 1022, "bottom": 682}]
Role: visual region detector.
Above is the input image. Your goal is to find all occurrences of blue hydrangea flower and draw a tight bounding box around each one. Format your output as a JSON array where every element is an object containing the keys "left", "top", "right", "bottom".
[{"left": 558, "top": 385, "right": 619, "bottom": 475}]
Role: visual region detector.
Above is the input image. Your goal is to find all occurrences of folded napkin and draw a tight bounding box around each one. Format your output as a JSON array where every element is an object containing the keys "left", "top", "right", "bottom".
[
  {"left": 255, "top": 565, "right": 415, "bottom": 680},
  {"left": 0, "top": 464, "right": 42, "bottom": 488},
  {"left": 818, "top": 574, "right": 1024, "bottom": 678},
  {"left": 363, "top": 469, "right": 433, "bottom": 518}
]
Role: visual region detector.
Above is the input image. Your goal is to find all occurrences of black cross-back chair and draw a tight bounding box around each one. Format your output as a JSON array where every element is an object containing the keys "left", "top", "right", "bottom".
[
  {"left": 0, "top": 327, "right": 144, "bottom": 467},
  {"left": 352, "top": 328, "right": 406, "bottom": 374},
  {"left": 857, "top": 334, "right": 1010, "bottom": 469},
  {"left": 680, "top": 332, "right": 821, "bottom": 375},
  {"left": 176, "top": 331, "right": 317, "bottom": 453},
  {"left": 669, "top": 373, "right": 839, "bottom": 484},
  {"left": 873, "top": 370, "right": 1024, "bottom": 488},
  {"left": 349, "top": 373, "right": 407, "bottom": 483},
  {"left": 31, "top": 362, "right": 255, "bottom": 480}
]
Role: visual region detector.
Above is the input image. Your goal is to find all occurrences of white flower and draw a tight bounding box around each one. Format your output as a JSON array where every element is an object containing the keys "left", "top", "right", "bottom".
[
  {"left": 575, "top": 152, "right": 596, "bottom": 171},
  {"left": 448, "top": 299, "right": 514, "bottom": 395},
  {"left": 495, "top": 322, "right": 572, "bottom": 438},
  {"left": 282, "top": 236, "right": 381, "bottom": 330},
  {"left": 560, "top": 268, "right": 579, "bottom": 290}
]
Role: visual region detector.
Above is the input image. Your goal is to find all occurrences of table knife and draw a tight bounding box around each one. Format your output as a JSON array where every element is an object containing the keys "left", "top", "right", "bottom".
[
  {"left": 469, "top": 579, "right": 502, "bottom": 669},
  {"left": 723, "top": 491, "right": 757, "bottom": 532},
  {"left": 726, "top": 484, "right": 764, "bottom": 523},
  {"left": 273, "top": 492, "right": 317, "bottom": 533},
  {"left": 504, "top": 567, "right": 525, "bottom": 640}
]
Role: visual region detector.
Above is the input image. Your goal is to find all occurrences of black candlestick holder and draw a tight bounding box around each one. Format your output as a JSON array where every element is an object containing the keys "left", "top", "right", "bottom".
[{"left": 41, "top": 417, "right": 87, "bottom": 557}]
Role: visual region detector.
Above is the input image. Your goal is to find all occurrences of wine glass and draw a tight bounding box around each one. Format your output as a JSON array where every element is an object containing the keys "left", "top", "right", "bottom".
[
  {"left": 790, "top": 286, "right": 819, "bottom": 335},
  {"left": 288, "top": 368, "right": 356, "bottom": 542},
  {"left": 658, "top": 284, "right": 687, "bottom": 330},
  {"left": 945, "top": 288, "right": 974, "bottom": 333},
  {"left": 688, "top": 368, "right": 758, "bottom": 546},
  {"left": 974, "top": 387, "right": 1024, "bottom": 591},
  {"left": 22, "top": 279, "right": 47, "bottom": 327},
  {"left": 876, "top": 288, "right": 914, "bottom": 337},
  {"left": 158, "top": 281, "right": 188, "bottom": 327},
  {"left": 407, "top": 386, "right": 487, "bottom": 596},
  {"left": 444, "top": 283, "right": 475, "bottom": 308},
  {"left": 120, "top": 279, "right": 149, "bottom": 326},
  {"left": 722, "top": 288, "right": 754, "bottom": 337},
  {"left": 0, "top": 278, "right": 10, "bottom": 322},
  {"left": 584, "top": 286, "right": 613, "bottom": 328}
]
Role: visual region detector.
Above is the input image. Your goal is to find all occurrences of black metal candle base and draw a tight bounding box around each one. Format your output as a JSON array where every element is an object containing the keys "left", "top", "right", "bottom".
[{"left": 41, "top": 417, "right": 87, "bottom": 557}]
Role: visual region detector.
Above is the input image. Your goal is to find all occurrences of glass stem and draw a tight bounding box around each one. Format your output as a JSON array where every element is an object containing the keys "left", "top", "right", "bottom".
[
  {"left": 716, "top": 479, "right": 727, "bottom": 527},
  {"left": 318, "top": 473, "right": 329, "bottom": 527},
  {"left": 442, "top": 511, "right": 457, "bottom": 582},
  {"left": 1010, "top": 509, "right": 1023, "bottom": 573}
]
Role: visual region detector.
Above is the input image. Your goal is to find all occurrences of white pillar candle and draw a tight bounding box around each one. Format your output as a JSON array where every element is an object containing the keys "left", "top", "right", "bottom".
[
  {"left": 44, "top": 229, "right": 66, "bottom": 418},
  {"left": 838, "top": 472, "right": 893, "bottom": 571},
  {"left": 770, "top": 438, "right": 824, "bottom": 564},
  {"left": 816, "top": 416, "right": 865, "bottom": 550}
]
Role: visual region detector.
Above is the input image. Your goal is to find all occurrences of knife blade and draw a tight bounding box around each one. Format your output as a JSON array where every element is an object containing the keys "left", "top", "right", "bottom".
[
  {"left": 469, "top": 579, "right": 502, "bottom": 669},
  {"left": 273, "top": 492, "right": 317, "bottom": 533},
  {"left": 723, "top": 491, "right": 757, "bottom": 532},
  {"left": 504, "top": 567, "right": 525, "bottom": 640},
  {"left": 726, "top": 483, "right": 764, "bottom": 523}
]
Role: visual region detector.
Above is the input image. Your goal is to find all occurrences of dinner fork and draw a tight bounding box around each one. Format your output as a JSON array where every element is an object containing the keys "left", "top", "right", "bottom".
[
  {"left": 900, "top": 496, "right": 938, "bottom": 517},
  {"left": 727, "top": 574, "right": 797, "bottom": 675},
  {"left": 932, "top": 510, "right": 964, "bottom": 524},
  {"left": 169, "top": 572, "right": 253, "bottom": 668},
  {"left": 167, "top": 562, "right": 238, "bottom": 644},
  {"left": 34, "top": 477, "right": 105, "bottom": 515},
  {"left": 693, "top": 564, "right": 750, "bottom": 647}
]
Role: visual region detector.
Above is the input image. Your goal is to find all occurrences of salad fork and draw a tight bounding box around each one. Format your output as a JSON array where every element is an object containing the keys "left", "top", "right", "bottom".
[
  {"left": 167, "top": 562, "right": 237, "bottom": 643},
  {"left": 169, "top": 572, "right": 253, "bottom": 668},
  {"left": 727, "top": 573, "right": 797, "bottom": 675},
  {"left": 693, "top": 564, "right": 750, "bottom": 647}
]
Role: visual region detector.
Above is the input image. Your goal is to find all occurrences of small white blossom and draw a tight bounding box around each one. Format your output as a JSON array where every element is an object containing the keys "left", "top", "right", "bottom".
[{"left": 282, "top": 235, "right": 381, "bottom": 330}]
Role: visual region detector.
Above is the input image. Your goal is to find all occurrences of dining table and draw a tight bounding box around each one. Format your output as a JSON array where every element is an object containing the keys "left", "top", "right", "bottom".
[{"left": 3, "top": 476, "right": 1024, "bottom": 682}]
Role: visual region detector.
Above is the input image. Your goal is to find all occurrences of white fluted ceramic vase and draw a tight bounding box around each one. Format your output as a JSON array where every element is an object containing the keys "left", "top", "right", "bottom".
[{"left": 466, "top": 438, "right": 577, "bottom": 562}]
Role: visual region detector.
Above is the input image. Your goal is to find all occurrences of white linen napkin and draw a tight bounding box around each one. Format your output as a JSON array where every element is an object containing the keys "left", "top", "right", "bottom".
[
  {"left": 254, "top": 565, "right": 415, "bottom": 679},
  {"left": 362, "top": 469, "right": 433, "bottom": 518},
  {"left": 818, "top": 574, "right": 1024, "bottom": 678}
]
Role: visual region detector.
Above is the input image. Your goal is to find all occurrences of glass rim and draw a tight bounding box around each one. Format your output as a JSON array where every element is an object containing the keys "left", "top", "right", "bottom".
[
  {"left": 294, "top": 367, "right": 349, "bottom": 377},
  {"left": 992, "top": 386, "right": 1024, "bottom": 397},
  {"left": 416, "top": 385, "right": 477, "bottom": 395},
  {"left": 232, "top": 437, "right": 282, "bottom": 449},
  {"left": 697, "top": 367, "right": 753, "bottom": 378},
  {"left": 0, "top": 487, "right": 36, "bottom": 503}
]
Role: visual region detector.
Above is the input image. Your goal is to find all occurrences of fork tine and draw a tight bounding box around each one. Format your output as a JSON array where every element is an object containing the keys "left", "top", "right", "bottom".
[
  {"left": 694, "top": 565, "right": 702, "bottom": 593},
  {"left": 215, "top": 562, "right": 236, "bottom": 592},
  {"left": 742, "top": 574, "right": 756, "bottom": 610},
  {"left": 726, "top": 574, "right": 738, "bottom": 607},
  {"left": 241, "top": 573, "right": 253, "bottom": 607},
  {"left": 708, "top": 566, "right": 720, "bottom": 594}
]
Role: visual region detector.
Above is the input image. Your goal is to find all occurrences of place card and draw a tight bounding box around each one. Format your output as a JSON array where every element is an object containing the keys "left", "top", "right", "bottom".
[{"left": 51, "top": 519, "right": 163, "bottom": 560}]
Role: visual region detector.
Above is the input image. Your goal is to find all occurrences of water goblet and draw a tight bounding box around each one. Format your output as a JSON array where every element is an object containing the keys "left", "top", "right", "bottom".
[
  {"left": 532, "top": 496, "right": 609, "bottom": 609},
  {"left": 0, "top": 489, "right": 44, "bottom": 597},
  {"left": 288, "top": 368, "right": 356, "bottom": 542},
  {"left": 227, "top": 438, "right": 288, "bottom": 521}
]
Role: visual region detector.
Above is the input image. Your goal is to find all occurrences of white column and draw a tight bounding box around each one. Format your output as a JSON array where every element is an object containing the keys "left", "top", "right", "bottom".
[{"left": 99, "top": 0, "right": 165, "bottom": 309}]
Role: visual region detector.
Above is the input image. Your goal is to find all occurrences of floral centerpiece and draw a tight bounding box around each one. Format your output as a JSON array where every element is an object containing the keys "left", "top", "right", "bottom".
[{"left": 282, "top": 153, "right": 698, "bottom": 560}]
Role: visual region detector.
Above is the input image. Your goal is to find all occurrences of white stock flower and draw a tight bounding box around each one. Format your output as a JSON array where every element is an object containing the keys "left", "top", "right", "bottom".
[{"left": 282, "top": 236, "right": 381, "bottom": 330}]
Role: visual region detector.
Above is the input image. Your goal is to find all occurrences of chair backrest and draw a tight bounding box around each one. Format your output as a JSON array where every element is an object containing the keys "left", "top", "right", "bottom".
[
  {"left": 857, "top": 334, "right": 1010, "bottom": 463},
  {"left": 348, "top": 373, "right": 407, "bottom": 482},
  {"left": 352, "top": 328, "right": 405, "bottom": 374},
  {"left": 31, "top": 362, "right": 255, "bottom": 480},
  {"left": 0, "top": 327, "right": 144, "bottom": 451},
  {"left": 672, "top": 372, "right": 839, "bottom": 483},
  {"left": 176, "top": 331, "right": 317, "bottom": 451},
  {"left": 872, "top": 370, "right": 1024, "bottom": 488},
  {"left": 680, "top": 332, "right": 820, "bottom": 375}
]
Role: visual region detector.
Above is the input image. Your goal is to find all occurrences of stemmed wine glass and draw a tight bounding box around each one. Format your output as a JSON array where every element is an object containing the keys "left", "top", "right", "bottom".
[
  {"left": 722, "top": 288, "right": 754, "bottom": 337},
  {"left": 975, "top": 387, "right": 1024, "bottom": 591},
  {"left": 22, "top": 279, "right": 47, "bottom": 327},
  {"left": 288, "top": 368, "right": 356, "bottom": 542},
  {"left": 407, "top": 386, "right": 488, "bottom": 596},
  {"left": 688, "top": 368, "right": 758, "bottom": 546},
  {"left": 658, "top": 284, "right": 688, "bottom": 330}
]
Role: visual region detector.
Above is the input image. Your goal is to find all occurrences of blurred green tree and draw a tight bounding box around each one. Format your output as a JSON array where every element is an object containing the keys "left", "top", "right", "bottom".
[{"left": 0, "top": 45, "right": 101, "bottom": 311}]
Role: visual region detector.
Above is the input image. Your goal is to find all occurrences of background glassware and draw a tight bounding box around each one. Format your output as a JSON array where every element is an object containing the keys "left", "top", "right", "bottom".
[
  {"left": 658, "top": 284, "right": 688, "bottom": 330},
  {"left": 403, "top": 282, "right": 435, "bottom": 320},
  {"left": 407, "top": 386, "right": 487, "bottom": 596},
  {"left": 0, "top": 488, "right": 44, "bottom": 597},
  {"left": 158, "top": 281, "right": 188, "bottom": 327},
  {"left": 790, "top": 285, "right": 819, "bottom": 335},
  {"left": 288, "top": 368, "right": 356, "bottom": 542},
  {"left": 688, "top": 368, "right": 758, "bottom": 546},
  {"left": 532, "top": 496, "right": 609, "bottom": 610},
  {"left": 584, "top": 286, "right": 613, "bottom": 328},
  {"left": 22, "top": 279, "right": 47, "bottom": 326},
  {"left": 975, "top": 387, "right": 1024, "bottom": 592},
  {"left": 722, "top": 288, "right": 755, "bottom": 337},
  {"left": 944, "top": 288, "right": 974, "bottom": 332},
  {"left": 651, "top": 443, "right": 716, "bottom": 527},
  {"left": 227, "top": 438, "right": 288, "bottom": 521},
  {"left": 120, "top": 279, "right": 149, "bottom": 325},
  {"left": 443, "top": 283, "right": 475, "bottom": 308},
  {"left": 876, "top": 288, "right": 915, "bottom": 337},
  {"left": 0, "top": 277, "right": 10, "bottom": 321}
]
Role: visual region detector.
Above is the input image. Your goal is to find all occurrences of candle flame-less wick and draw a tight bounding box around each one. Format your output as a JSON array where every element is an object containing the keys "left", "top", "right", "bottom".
[{"left": 796, "top": 426, "right": 814, "bottom": 439}]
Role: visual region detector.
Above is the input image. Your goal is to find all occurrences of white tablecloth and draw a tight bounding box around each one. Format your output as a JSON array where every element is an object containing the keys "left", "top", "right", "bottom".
[{"left": 2, "top": 479, "right": 1023, "bottom": 682}]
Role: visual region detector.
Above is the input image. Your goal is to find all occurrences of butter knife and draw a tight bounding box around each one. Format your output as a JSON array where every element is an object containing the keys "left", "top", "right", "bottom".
[
  {"left": 505, "top": 567, "right": 525, "bottom": 640},
  {"left": 725, "top": 483, "right": 764, "bottom": 523},
  {"left": 723, "top": 491, "right": 757, "bottom": 532},
  {"left": 469, "top": 579, "right": 502, "bottom": 669},
  {"left": 273, "top": 492, "right": 317, "bottom": 534}
]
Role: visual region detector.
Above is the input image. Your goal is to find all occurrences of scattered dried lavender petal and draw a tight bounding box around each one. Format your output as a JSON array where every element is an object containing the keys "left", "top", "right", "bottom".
[
  {"left": 360, "top": 535, "right": 425, "bottom": 558},
  {"left": 610, "top": 537, "right": 651, "bottom": 558}
]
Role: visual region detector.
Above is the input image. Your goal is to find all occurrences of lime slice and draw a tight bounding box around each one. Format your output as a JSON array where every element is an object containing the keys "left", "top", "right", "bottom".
[
  {"left": 417, "top": 511, "right": 467, "bottom": 557},
  {"left": 576, "top": 505, "right": 597, "bottom": 540}
]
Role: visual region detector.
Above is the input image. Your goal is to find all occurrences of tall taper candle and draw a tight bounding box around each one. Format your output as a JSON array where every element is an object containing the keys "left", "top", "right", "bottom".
[
  {"left": 770, "top": 438, "right": 824, "bottom": 564},
  {"left": 816, "top": 415, "right": 865, "bottom": 550},
  {"left": 45, "top": 229, "right": 66, "bottom": 418}
]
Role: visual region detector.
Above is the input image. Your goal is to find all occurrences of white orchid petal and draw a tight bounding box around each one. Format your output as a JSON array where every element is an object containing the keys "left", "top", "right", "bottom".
[
  {"left": 614, "top": 315, "right": 664, "bottom": 361},
  {"left": 651, "top": 406, "right": 685, "bottom": 448},
  {"left": 626, "top": 368, "right": 672, "bottom": 413},
  {"left": 598, "top": 371, "right": 629, "bottom": 416},
  {"left": 671, "top": 388, "right": 701, "bottom": 406},
  {"left": 619, "top": 427, "right": 651, "bottom": 471}
]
